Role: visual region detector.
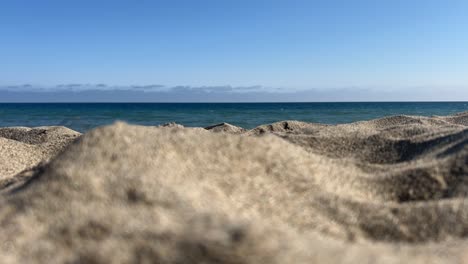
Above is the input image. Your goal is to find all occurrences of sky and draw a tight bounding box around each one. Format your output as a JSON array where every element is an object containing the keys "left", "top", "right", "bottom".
[{"left": 1, "top": 0, "right": 468, "bottom": 101}]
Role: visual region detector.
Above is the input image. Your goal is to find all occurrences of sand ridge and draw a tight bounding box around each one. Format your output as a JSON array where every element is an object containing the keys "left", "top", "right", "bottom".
[
  {"left": 0, "top": 112, "right": 467, "bottom": 263},
  {"left": 0, "top": 126, "right": 81, "bottom": 185}
]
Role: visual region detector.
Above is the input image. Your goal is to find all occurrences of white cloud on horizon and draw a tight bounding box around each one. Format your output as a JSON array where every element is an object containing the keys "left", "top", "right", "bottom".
[{"left": 1, "top": 84, "right": 468, "bottom": 102}]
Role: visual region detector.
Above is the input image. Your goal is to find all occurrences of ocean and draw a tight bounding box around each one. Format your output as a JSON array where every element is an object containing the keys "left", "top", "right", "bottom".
[{"left": 0, "top": 102, "right": 467, "bottom": 132}]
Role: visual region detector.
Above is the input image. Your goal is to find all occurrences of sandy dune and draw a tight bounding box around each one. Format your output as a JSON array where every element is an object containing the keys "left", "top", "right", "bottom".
[
  {"left": 0, "top": 126, "right": 81, "bottom": 191},
  {"left": 0, "top": 112, "right": 467, "bottom": 263}
]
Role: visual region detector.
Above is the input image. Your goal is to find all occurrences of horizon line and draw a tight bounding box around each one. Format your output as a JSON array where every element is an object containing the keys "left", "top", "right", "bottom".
[{"left": 1, "top": 101, "right": 468, "bottom": 104}]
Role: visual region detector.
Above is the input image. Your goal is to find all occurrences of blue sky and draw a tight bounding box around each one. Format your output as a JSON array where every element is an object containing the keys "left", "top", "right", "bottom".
[{"left": 1, "top": 0, "right": 468, "bottom": 101}]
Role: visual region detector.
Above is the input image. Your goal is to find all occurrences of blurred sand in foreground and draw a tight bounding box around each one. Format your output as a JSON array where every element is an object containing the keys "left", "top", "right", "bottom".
[{"left": 0, "top": 112, "right": 467, "bottom": 263}]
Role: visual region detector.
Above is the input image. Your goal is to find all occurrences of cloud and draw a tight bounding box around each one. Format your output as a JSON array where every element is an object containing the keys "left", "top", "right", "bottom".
[
  {"left": 2, "top": 84, "right": 34, "bottom": 91},
  {"left": 169, "top": 85, "right": 267, "bottom": 93},
  {"left": 130, "top": 85, "right": 165, "bottom": 91},
  {"left": 0, "top": 84, "right": 467, "bottom": 102}
]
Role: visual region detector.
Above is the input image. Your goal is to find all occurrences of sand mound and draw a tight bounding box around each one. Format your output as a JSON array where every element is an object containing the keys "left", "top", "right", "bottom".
[
  {"left": 205, "top": 122, "right": 246, "bottom": 134},
  {"left": 0, "top": 112, "right": 467, "bottom": 263},
  {"left": 246, "top": 120, "right": 328, "bottom": 135},
  {"left": 0, "top": 126, "right": 80, "bottom": 184},
  {"left": 248, "top": 114, "right": 468, "bottom": 164},
  {"left": 159, "top": 122, "right": 185, "bottom": 128}
]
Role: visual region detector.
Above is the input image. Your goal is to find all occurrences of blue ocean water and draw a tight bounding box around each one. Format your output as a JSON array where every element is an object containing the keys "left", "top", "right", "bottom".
[{"left": 0, "top": 102, "right": 467, "bottom": 132}]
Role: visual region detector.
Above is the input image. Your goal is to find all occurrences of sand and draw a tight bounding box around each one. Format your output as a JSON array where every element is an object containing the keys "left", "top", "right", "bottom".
[
  {"left": 0, "top": 112, "right": 467, "bottom": 263},
  {"left": 0, "top": 126, "right": 81, "bottom": 191},
  {"left": 205, "top": 122, "right": 246, "bottom": 134}
]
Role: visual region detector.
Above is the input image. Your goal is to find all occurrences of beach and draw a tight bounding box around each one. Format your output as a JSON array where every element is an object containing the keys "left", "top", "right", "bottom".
[{"left": 0, "top": 111, "right": 468, "bottom": 263}]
